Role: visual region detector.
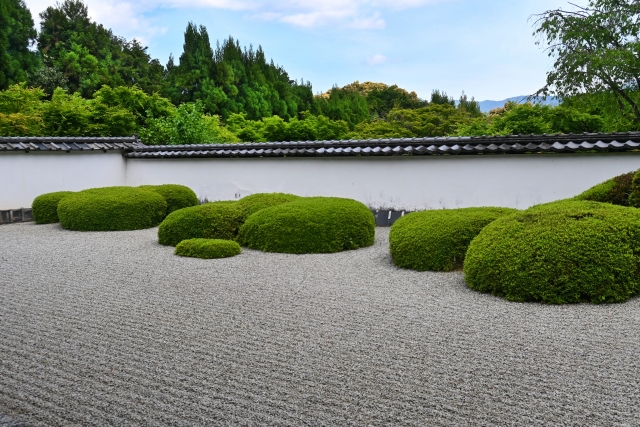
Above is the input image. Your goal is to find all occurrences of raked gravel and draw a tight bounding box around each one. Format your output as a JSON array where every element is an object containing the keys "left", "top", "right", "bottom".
[{"left": 1, "top": 223, "right": 639, "bottom": 426}]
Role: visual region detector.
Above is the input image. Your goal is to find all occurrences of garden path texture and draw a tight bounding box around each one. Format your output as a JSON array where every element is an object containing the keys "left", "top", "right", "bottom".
[{"left": 1, "top": 223, "right": 639, "bottom": 426}]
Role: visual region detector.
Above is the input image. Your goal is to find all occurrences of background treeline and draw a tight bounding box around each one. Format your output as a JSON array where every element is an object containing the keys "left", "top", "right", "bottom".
[{"left": 1, "top": 0, "right": 638, "bottom": 143}]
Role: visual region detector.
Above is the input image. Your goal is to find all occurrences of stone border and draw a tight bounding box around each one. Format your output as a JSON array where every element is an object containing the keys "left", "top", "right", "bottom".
[{"left": 0, "top": 208, "right": 33, "bottom": 225}]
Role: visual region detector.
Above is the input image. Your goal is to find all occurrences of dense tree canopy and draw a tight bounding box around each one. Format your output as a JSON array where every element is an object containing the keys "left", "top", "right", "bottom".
[
  {"left": 535, "top": 0, "right": 640, "bottom": 123},
  {"left": 0, "top": 0, "right": 40, "bottom": 90}
]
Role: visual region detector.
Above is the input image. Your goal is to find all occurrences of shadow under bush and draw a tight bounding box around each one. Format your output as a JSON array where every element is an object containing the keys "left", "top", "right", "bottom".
[
  {"left": 175, "top": 238, "right": 241, "bottom": 259},
  {"left": 139, "top": 184, "right": 198, "bottom": 216},
  {"left": 32, "top": 191, "right": 75, "bottom": 224},
  {"left": 237, "top": 197, "right": 375, "bottom": 254},
  {"left": 464, "top": 200, "right": 640, "bottom": 304},
  {"left": 158, "top": 201, "right": 242, "bottom": 246},
  {"left": 390, "top": 207, "right": 517, "bottom": 272},
  {"left": 58, "top": 187, "right": 167, "bottom": 231}
]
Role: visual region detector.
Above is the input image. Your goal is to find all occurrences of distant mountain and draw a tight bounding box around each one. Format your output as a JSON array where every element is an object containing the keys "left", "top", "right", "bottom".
[{"left": 477, "top": 96, "right": 559, "bottom": 113}]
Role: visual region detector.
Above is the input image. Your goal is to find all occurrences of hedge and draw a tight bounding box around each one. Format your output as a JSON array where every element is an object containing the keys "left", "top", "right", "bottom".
[
  {"left": 139, "top": 184, "right": 198, "bottom": 215},
  {"left": 573, "top": 171, "right": 635, "bottom": 206},
  {"left": 158, "top": 201, "right": 243, "bottom": 246},
  {"left": 175, "top": 238, "right": 241, "bottom": 259},
  {"left": 464, "top": 200, "right": 640, "bottom": 304},
  {"left": 58, "top": 186, "right": 167, "bottom": 231},
  {"left": 237, "top": 197, "right": 375, "bottom": 253},
  {"left": 32, "top": 191, "right": 75, "bottom": 224},
  {"left": 389, "top": 207, "right": 517, "bottom": 271},
  {"left": 236, "top": 193, "right": 301, "bottom": 220}
]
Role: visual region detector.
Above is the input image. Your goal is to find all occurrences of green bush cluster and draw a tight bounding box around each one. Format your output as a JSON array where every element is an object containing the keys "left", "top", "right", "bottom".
[
  {"left": 390, "top": 207, "right": 517, "bottom": 272},
  {"left": 237, "top": 197, "right": 375, "bottom": 254},
  {"left": 175, "top": 238, "right": 241, "bottom": 259},
  {"left": 58, "top": 187, "right": 167, "bottom": 231},
  {"left": 138, "top": 184, "right": 199, "bottom": 216},
  {"left": 573, "top": 171, "right": 635, "bottom": 206},
  {"left": 158, "top": 201, "right": 243, "bottom": 246},
  {"left": 32, "top": 191, "right": 75, "bottom": 224},
  {"left": 235, "top": 193, "right": 301, "bottom": 220},
  {"left": 464, "top": 201, "right": 640, "bottom": 304}
]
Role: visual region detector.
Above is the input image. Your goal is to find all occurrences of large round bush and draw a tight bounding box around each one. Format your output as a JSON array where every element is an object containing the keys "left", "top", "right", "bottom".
[
  {"left": 58, "top": 187, "right": 167, "bottom": 231},
  {"left": 237, "top": 197, "right": 375, "bottom": 254},
  {"left": 390, "top": 207, "right": 517, "bottom": 271},
  {"left": 464, "top": 201, "right": 640, "bottom": 304},
  {"left": 32, "top": 191, "right": 75, "bottom": 224},
  {"left": 139, "top": 184, "right": 198, "bottom": 215},
  {"left": 158, "top": 201, "right": 242, "bottom": 246},
  {"left": 175, "top": 238, "right": 241, "bottom": 259},
  {"left": 236, "top": 193, "right": 301, "bottom": 220}
]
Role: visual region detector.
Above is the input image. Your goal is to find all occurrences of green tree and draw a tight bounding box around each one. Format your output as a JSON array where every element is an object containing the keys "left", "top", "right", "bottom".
[
  {"left": 0, "top": 0, "right": 40, "bottom": 90},
  {"left": 534, "top": 0, "right": 640, "bottom": 123}
]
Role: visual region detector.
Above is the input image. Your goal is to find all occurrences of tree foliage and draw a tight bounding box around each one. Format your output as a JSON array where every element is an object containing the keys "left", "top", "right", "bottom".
[
  {"left": 534, "top": 0, "right": 640, "bottom": 123},
  {"left": 0, "top": 0, "right": 40, "bottom": 90}
]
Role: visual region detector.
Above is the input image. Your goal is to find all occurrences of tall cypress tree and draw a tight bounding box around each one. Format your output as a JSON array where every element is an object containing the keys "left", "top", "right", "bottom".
[{"left": 0, "top": 0, "right": 40, "bottom": 90}]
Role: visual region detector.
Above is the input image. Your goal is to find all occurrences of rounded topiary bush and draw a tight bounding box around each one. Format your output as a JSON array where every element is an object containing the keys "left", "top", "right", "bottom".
[
  {"left": 139, "top": 184, "right": 198, "bottom": 215},
  {"left": 32, "top": 191, "right": 75, "bottom": 224},
  {"left": 236, "top": 193, "right": 301, "bottom": 220},
  {"left": 175, "top": 238, "right": 241, "bottom": 259},
  {"left": 464, "top": 201, "right": 640, "bottom": 304},
  {"left": 390, "top": 207, "right": 517, "bottom": 271},
  {"left": 237, "top": 197, "right": 375, "bottom": 254},
  {"left": 573, "top": 171, "right": 635, "bottom": 206},
  {"left": 158, "top": 201, "right": 243, "bottom": 246},
  {"left": 58, "top": 186, "right": 167, "bottom": 231}
]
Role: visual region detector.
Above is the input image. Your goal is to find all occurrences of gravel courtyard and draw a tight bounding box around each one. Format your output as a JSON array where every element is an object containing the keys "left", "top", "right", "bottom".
[{"left": 1, "top": 223, "right": 639, "bottom": 426}]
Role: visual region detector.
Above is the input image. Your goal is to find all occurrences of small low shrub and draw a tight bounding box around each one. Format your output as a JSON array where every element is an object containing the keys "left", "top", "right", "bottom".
[
  {"left": 464, "top": 200, "right": 640, "bottom": 304},
  {"left": 389, "top": 207, "right": 517, "bottom": 271},
  {"left": 628, "top": 169, "right": 640, "bottom": 207},
  {"left": 58, "top": 186, "right": 167, "bottom": 231},
  {"left": 139, "top": 184, "right": 198, "bottom": 215},
  {"left": 32, "top": 191, "right": 75, "bottom": 224},
  {"left": 158, "top": 201, "right": 243, "bottom": 246},
  {"left": 236, "top": 193, "right": 301, "bottom": 220},
  {"left": 573, "top": 171, "right": 634, "bottom": 206},
  {"left": 237, "top": 197, "right": 375, "bottom": 253},
  {"left": 175, "top": 238, "right": 241, "bottom": 259}
]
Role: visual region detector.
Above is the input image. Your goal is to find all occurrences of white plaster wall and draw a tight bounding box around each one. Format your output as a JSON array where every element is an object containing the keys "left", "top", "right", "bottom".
[
  {"left": 125, "top": 153, "right": 640, "bottom": 210},
  {"left": 0, "top": 151, "right": 126, "bottom": 209}
]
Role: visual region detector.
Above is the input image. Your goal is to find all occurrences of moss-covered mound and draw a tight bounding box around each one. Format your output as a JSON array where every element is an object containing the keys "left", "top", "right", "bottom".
[
  {"left": 464, "top": 201, "right": 640, "bottom": 304},
  {"left": 58, "top": 186, "right": 167, "bottom": 231},
  {"left": 390, "top": 207, "right": 517, "bottom": 271},
  {"left": 175, "top": 238, "right": 241, "bottom": 259},
  {"left": 237, "top": 197, "right": 375, "bottom": 254},
  {"left": 158, "top": 201, "right": 243, "bottom": 246},
  {"left": 236, "top": 193, "right": 301, "bottom": 220},
  {"left": 573, "top": 171, "right": 635, "bottom": 206},
  {"left": 32, "top": 191, "right": 75, "bottom": 224},
  {"left": 139, "top": 184, "right": 198, "bottom": 215}
]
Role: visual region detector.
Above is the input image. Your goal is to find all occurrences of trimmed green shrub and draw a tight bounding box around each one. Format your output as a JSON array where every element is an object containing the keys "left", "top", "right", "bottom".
[
  {"left": 32, "top": 191, "right": 75, "bottom": 224},
  {"left": 158, "top": 201, "right": 243, "bottom": 246},
  {"left": 464, "top": 201, "right": 640, "bottom": 304},
  {"left": 58, "top": 186, "right": 167, "bottom": 231},
  {"left": 175, "top": 238, "right": 241, "bottom": 259},
  {"left": 573, "top": 171, "right": 634, "bottom": 206},
  {"left": 236, "top": 193, "right": 301, "bottom": 220},
  {"left": 237, "top": 197, "right": 375, "bottom": 254},
  {"left": 390, "top": 207, "right": 517, "bottom": 272},
  {"left": 628, "top": 169, "right": 640, "bottom": 207},
  {"left": 139, "top": 184, "right": 198, "bottom": 215}
]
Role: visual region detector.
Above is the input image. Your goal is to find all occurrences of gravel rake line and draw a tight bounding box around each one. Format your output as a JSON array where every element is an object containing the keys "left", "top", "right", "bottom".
[{"left": 1, "top": 223, "right": 640, "bottom": 426}]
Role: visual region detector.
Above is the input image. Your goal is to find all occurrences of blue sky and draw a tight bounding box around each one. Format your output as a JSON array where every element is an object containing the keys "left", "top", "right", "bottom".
[{"left": 25, "top": 0, "right": 586, "bottom": 101}]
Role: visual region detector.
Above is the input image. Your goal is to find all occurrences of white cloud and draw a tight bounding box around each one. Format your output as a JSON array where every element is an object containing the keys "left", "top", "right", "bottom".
[
  {"left": 367, "top": 53, "right": 388, "bottom": 65},
  {"left": 24, "top": 0, "right": 451, "bottom": 46}
]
